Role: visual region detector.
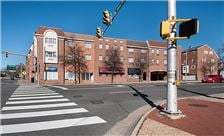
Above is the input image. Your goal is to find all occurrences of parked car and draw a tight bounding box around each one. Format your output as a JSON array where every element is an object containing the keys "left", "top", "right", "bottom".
[
  {"left": 219, "top": 75, "right": 224, "bottom": 83},
  {"left": 202, "top": 75, "right": 222, "bottom": 83}
]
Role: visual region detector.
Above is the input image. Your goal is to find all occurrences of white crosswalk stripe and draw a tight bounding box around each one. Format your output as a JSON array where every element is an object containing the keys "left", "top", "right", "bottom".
[{"left": 1, "top": 86, "right": 107, "bottom": 134}]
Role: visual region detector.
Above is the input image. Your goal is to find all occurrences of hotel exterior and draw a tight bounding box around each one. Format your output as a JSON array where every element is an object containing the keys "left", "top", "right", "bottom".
[{"left": 26, "top": 26, "right": 183, "bottom": 85}]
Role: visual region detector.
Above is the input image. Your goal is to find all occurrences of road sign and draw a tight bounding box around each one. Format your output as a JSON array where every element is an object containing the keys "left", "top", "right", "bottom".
[{"left": 22, "top": 71, "right": 26, "bottom": 75}]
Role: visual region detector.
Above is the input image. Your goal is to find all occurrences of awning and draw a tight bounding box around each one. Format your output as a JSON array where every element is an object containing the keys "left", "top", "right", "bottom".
[{"left": 99, "top": 67, "right": 125, "bottom": 74}]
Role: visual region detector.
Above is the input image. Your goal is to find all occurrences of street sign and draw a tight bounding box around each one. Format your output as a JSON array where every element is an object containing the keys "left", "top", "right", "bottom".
[
  {"left": 45, "top": 67, "right": 57, "bottom": 72},
  {"left": 7, "top": 65, "right": 16, "bottom": 71}
]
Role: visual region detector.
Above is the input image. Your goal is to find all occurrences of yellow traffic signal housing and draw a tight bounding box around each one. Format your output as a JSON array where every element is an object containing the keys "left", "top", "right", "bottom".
[
  {"left": 96, "top": 27, "right": 102, "bottom": 38},
  {"left": 103, "top": 10, "right": 111, "bottom": 26},
  {"left": 160, "top": 21, "right": 170, "bottom": 39}
]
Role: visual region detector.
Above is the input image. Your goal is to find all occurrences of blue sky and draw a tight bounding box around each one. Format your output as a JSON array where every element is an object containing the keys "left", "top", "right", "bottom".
[{"left": 1, "top": 0, "right": 224, "bottom": 69}]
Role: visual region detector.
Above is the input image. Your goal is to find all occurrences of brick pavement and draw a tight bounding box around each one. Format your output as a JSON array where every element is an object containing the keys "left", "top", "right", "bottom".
[{"left": 137, "top": 97, "right": 224, "bottom": 136}]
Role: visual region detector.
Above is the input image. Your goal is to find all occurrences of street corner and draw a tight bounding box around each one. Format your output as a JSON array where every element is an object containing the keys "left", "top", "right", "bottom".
[{"left": 138, "top": 98, "right": 224, "bottom": 136}]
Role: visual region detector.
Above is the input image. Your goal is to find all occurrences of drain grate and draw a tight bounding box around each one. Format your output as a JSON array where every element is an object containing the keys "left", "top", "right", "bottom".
[
  {"left": 73, "top": 95, "right": 83, "bottom": 98},
  {"left": 91, "top": 100, "right": 104, "bottom": 104},
  {"left": 188, "top": 104, "right": 208, "bottom": 108}
]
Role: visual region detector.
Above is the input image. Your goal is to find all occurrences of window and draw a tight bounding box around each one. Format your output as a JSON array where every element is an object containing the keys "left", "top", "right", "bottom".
[
  {"left": 211, "top": 58, "right": 215, "bottom": 63},
  {"left": 152, "top": 49, "right": 154, "bottom": 53},
  {"left": 192, "top": 59, "right": 195, "bottom": 64},
  {"left": 204, "top": 50, "right": 208, "bottom": 54},
  {"left": 99, "top": 55, "right": 103, "bottom": 61},
  {"left": 45, "top": 38, "right": 56, "bottom": 44},
  {"left": 65, "top": 72, "right": 78, "bottom": 80},
  {"left": 164, "top": 59, "right": 167, "bottom": 64},
  {"left": 141, "top": 59, "right": 145, "bottom": 63},
  {"left": 120, "top": 45, "right": 123, "bottom": 51},
  {"left": 209, "top": 51, "right": 213, "bottom": 55},
  {"left": 128, "top": 48, "right": 134, "bottom": 52},
  {"left": 156, "top": 60, "right": 159, "bottom": 64},
  {"left": 44, "top": 72, "right": 58, "bottom": 80},
  {"left": 99, "top": 43, "right": 103, "bottom": 49},
  {"left": 128, "top": 57, "right": 134, "bottom": 63},
  {"left": 120, "top": 41, "right": 123, "bottom": 43},
  {"left": 211, "top": 66, "right": 215, "bottom": 71},
  {"left": 141, "top": 50, "right": 147, "bottom": 53},
  {"left": 105, "top": 56, "right": 109, "bottom": 61},
  {"left": 85, "top": 55, "right": 91, "bottom": 61},
  {"left": 85, "top": 43, "right": 92, "bottom": 48},
  {"left": 68, "top": 41, "right": 74, "bottom": 46},
  {"left": 114, "top": 45, "right": 118, "bottom": 50},
  {"left": 202, "top": 58, "right": 206, "bottom": 63},
  {"left": 152, "top": 59, "right": 155, "bottom": 64},
  {"left": 82, "top": 72, "right": 92, "bottom": 80},
  {"left": 164, "top": 50, "right": 167, "bottom": 55},
  {"left": 106, "top": 44, "right": 109, "bottom": 49},
  {"left": 120, "top": 57, "right": 123, "bottom": 62},
  {"left": 156, "top": 49, "right": 160, "bottom": 54},
  {"left": 191, "top": 65, "right": 196, "bottom": 69}
]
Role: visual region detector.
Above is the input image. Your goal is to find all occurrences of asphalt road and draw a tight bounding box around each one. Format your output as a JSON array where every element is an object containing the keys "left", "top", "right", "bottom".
[
  {"left": 1, "top": 81, "right": 223, "bottom": 136},
  {"left": 1, "top": 78, "right": 19, "bottom": 108}
]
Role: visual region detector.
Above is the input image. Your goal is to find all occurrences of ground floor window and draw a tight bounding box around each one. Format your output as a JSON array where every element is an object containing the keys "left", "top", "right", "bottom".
[
  {"left": 65, "top": 72, "right": 78, "bottom": 80},
  {"left": 82, "top": 72, "right": 93, "bottom": 80},
  {"left": 44, "top": 72, "right": 58, "bottom": 80}
]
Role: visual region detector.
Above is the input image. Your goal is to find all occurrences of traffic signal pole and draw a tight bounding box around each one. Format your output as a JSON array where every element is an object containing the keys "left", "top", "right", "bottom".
[{"left": 166, "top": 0, "right": 179, "bottom": 114}]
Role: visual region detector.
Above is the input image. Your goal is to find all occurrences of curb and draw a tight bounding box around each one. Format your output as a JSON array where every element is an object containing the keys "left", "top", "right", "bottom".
[{"left": 130, "top": 100, "right": 166, "bottom": 136}]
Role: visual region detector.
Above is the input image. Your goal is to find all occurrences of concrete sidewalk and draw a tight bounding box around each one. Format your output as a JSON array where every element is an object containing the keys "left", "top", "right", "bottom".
[{"left": 133, "top": 93, "right": 224, "bottom": 136}]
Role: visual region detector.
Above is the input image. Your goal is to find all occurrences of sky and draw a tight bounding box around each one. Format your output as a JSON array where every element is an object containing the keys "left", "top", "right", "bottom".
[{"left": 1, "top": 0, "right": 224, "bottom": 69}]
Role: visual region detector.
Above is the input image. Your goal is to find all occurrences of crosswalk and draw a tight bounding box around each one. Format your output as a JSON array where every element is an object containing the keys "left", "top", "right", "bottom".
[{"left": 0, "top": 85, "right": 106, "bottom": 135}]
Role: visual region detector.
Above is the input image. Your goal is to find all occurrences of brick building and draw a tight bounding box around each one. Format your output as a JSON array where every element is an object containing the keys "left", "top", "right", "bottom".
[
  {"left": 26, "top": 26, "right": 182, "bottom": 85},
  {"left": 181, "top": 45, "right": 219, "bottom": 81}
]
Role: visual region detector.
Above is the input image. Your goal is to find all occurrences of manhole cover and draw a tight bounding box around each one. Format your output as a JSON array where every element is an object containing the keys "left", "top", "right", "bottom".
[
  {"left": 91, "top": 100, "right": 104, "bottom": 104},
  {"left": 73, "top": 95, "right": 83, "bottom": 98},
  {"left": 188, "top": 104, "right": 208, "bottom": 108}
]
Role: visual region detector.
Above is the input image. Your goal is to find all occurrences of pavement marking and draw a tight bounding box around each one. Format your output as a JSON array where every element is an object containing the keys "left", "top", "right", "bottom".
[
  {"left": 2, "top": 102, "right": 77, "bottom": 111},
  {"left": 0, "top": 108, "right": 88, "bottom": 119},
  {"left": 211, "top": 86, "right": 224, "bottom": 88},
  {"left": 0, "top": 116, "right": 106, "bottom": 134},
  {"left": 6, "top": 98, "right": 70, "bottom": 105},
  {"left": 11, "top": 93, "right": 59, "bottom": 97},
  {"left": 13, "top": 91, "right": 55, "bottom": 94},
  {"left": 9, "top": 95, "right": 64, "bottom": 100},
  {"left": 13, "top": 92, "right": 57, "bottom": 95},
  {"left": 109, "top": 90, "right": 144, "bottom": 94},
  {"left": 48, "top": 85, "right": 68, "bottom": 90}
]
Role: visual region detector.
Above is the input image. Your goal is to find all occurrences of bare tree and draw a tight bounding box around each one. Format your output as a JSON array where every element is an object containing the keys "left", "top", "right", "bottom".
[
  {"left": 217, "top": 44, "right": 224, "bottom": 73},
  {"left": 63, "top": 42, "right": 87, "bottom": 84},
  {"left": 133, "top": 51, "right": 156, "bottom": 82},
  {"left": 104, "top": 47, "right": 123, "bottom": 83},
  {"left": 133, "top": 52, "right": 148, "bottom": 82}
]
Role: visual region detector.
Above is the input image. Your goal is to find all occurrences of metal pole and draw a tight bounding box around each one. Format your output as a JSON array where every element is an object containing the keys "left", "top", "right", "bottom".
[
  {"left": 185, "top": 49, "right": 187, "bottom": 78},
  {"left": 166, "top": 0, "right": 179, "bottom": 114}
]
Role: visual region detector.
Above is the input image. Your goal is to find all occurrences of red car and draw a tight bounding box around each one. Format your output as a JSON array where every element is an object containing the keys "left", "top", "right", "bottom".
[{"left": 202, "top": 75, "right": 223, "bottom": 83}]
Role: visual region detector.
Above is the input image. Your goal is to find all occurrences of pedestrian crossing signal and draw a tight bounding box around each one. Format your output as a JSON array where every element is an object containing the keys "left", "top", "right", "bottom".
[{"left": 179, "top": 18, "right": 199, "bottom": 38}]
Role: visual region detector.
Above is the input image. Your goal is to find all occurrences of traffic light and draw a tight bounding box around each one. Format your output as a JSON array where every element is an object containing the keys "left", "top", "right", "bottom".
[
  {"left": 103, "top": 10, "right": 111, "bottom": 26},
  {"left": 179, "top": 18, "right": 199, "bottom": 38},
  {"left": 6, "top": 51, "right": 9, "bottom": 58},
  {"left": 160, "top": 21, "right": 170, "bottom": 39},
  {"left": 96, "top": 27, "right": 102, "bottom": 38}
]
